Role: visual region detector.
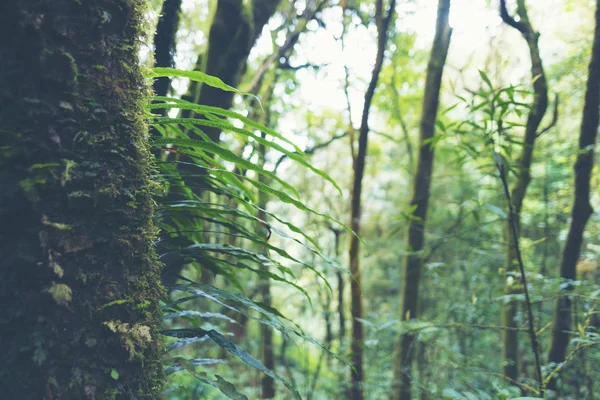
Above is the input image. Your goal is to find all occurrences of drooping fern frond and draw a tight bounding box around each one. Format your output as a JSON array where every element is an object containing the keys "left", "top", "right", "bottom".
[{"left": 144, "top": 68, "right": 350, "bottom": 399}]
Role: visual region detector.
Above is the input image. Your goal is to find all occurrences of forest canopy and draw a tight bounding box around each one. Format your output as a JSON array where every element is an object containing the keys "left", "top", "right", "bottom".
[{"left": 1, "top": 0, "right": 599, "bottom": 399}]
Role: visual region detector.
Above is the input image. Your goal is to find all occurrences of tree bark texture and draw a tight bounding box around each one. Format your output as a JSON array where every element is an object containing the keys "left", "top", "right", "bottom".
[
  {"left": 0, "top": 1, "right": 165, "bottom": 398},
  {"left": 499, "top": 0, "right": 549, "bottom": 382},
  {"left": 348, "top": 1, "right": 395, "bottom": 399},
  {"left": 392, "top": 1, "right": 452, "bottom": 399},
  {"left": 547, "top": 0, "right": 600, "bottom": 392}
]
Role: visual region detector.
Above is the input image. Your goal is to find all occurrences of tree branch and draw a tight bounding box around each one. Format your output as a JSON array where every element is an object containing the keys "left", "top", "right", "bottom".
[
  {"left": 274, "top": 132, "right": 349, "bottom": 171},
  {"left": 246, "top": 0, "right": 329, "bottom": 94},
  {"left": 537, "top": 93, "right": 559, "bottom": 137},
  {"left": 499, "top": 0, "right": 527, "bottom": 35},
  {"left": 495, "top": 143, "right": 544, "bottom": 395}
]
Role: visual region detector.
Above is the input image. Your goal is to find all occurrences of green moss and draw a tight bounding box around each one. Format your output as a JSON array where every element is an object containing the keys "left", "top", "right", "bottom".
[
  {"left": 42, "top": 220, "right": 73, "bottom": 231},
  {"left": 47, "top": 283, "right": 73, "bottom": 307},
  {"left": 18, "top": 176, "right": 47, "bottom": 201},
  {"left": 103, "top": 320, "right": 153, "bottom": 360}
]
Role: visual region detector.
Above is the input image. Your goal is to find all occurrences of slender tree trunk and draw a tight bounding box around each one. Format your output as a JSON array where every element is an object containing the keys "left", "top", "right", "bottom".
[
  {"left": 392, "top": 1, "right": 452, "bottom": 399},
  {"left": 347, "top": 1, "right": 395, "bottom": 399},
  {"left": 332, "top": 228, "right": 346, "bottom": 347},
  {"left": 258, "top": 171, "right": 275, "bottom": 398},
  {"left": 499, "top": 0, "right": 549, "bottom": 382},
  {"left": 258, "top": 154, "right": 276, "bottom": 398},
  {"left": 259, "top": 209, "right": 276, "bottom": 399},
  {"left": 153, "top": 0, "right": 183, "bottom": 99},
  {"left": 254, "top": 77, "right": 277, "bottom": 399},
  {"left": 0, "top": 1, "right": 165, "bottom": 398},
  {"left": 547, "top": 0, "right": 600, "bottom": 392}
]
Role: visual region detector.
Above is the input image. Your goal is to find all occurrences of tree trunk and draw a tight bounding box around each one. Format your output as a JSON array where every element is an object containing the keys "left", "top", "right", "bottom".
[
  {"left": 332, "top": 228, "right": 346, "bottom": 347},
  {"left": 392, "top": 1, "right": 452, "bottom": 399},
  {"left": 499, "top": 0, "right": 549, "bottom": 382},
  {"left": 259, "top": 214, "right": 276, "bottom": 399},
  {"left": 259, "top": 149, "right": 276, "bottom": 399},
  {"left": 348, "top": 1, "right": 395, "bottom": 399},
  {"left": 153, "top": 0, "right": 183, "bottom": 99},
  {"left": 547, "top": 0, "right": 600, "bottom": 392},
  {"left": 0, "top": 1, "right": 165, "bottom": 398},
  {"left": 254, "top": 78, "right": 277, "bottom": 399}
]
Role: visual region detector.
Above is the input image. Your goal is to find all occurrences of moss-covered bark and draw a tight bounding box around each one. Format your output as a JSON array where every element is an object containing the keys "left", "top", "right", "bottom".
[{"left": 0, "top": 1, "right": 165, "bottom": 398}]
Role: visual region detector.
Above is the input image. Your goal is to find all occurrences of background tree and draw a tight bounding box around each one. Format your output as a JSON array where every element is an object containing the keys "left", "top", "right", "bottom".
[
  {"left": 347, "top": 0, "right": 396, "bottom": 398},
  {"left": 392, "top": 1, "right": 452, "bottom": 399},
  {"left": 498, "top": 0, "right": 550, "bottom": 382},
  {"left": 547, "top": 0, "right": 600, "bottom": 393},
  {"left": 153, "top": 0, "right": 183, "bottom": 99}
]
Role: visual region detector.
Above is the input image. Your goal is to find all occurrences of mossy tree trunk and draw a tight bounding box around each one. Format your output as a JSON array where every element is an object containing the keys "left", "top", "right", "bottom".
[
  {"left": 499, "top": 0, "right": 549, "bottom": 382},
  {"left": 0, "top": 1, "right": 165, "bottom": 398},
  {"left": 392, "top": 1, "right": 452, "bottom": 399},
  {"left": 547, "top": 0, "right": 600, "bottom": 392}
]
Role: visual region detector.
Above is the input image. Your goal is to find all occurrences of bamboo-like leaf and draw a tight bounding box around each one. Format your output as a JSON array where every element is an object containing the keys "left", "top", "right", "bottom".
[{"left": 478, "top": 70, "right": 494, "bottom": 90}]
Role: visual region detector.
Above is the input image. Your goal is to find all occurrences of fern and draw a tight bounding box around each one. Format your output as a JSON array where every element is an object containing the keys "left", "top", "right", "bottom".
[{"left": 146, "top": 68, "right": 348, "bottom": 398}]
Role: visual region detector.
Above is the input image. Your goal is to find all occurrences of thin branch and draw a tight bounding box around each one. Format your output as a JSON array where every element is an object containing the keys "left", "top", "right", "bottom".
[
  {"left": 371, "top": 130, "right": 400, "bottom": 143},
  {"left": 537, "top": 93, "right": 559, "bottom": 137},
  {"left": 274, "top": 132, "right": 349, "bottom": 171},
  {"left": 246, "top": 0, "right": 328, "bottom": 94},
  {"left": 423, "top": 206, "right": 465, "bottom": 263},
  {"left": 544, "top": 341, "right": 600, "bottom": 386},
  {"left": 279, "top": 61, "right": 329, "bottom": 71},
  {"left": 447, "top": 364, "right": 540, "bottom": 395},
  {"left": 341, "top": 12, "right": 357, "bottom": 165},
  {"left": 499, "top": 0, "right": 527, "bottom": 35},
  {"left": 401, "top": 322, "right": 530, "bottom": 335},
  {"left": 494, "top": 148, "right": 545, "bottom": 395},
  {"left": 348, "top": 0, "right": 396, "bottom": 397},
  {"left": 390, "top": 51, "right": 415, "bottom": 174}
]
